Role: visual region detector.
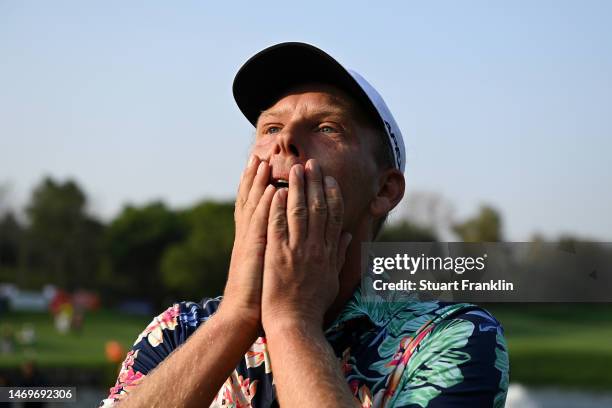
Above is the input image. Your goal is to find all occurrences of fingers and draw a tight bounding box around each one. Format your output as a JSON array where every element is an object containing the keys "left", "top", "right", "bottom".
[
  {"left": 246, "top": 184, "right": 277, "bottom": 254},
  {"left": 305, "top": 159, "right": 327, "bottom": 241},
  {"left": 244, "top": 160, "right": 270, "bottom": 218},
  {"left": 287, "top": 164, "right": 307, "bottom": 247},
  {"left": 237, "top": 155, "right": 259, "bottom": 208},
  {"left": 268, "top": 188, "right": 288, "bottom": 244},
  {"left": 324, "top": 175, "right": 343, "bottom": 249}
]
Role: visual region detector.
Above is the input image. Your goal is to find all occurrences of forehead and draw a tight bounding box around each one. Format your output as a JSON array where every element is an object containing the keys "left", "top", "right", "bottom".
[{"left": 257, "top": 83, "right": 360, "bottom": 124}]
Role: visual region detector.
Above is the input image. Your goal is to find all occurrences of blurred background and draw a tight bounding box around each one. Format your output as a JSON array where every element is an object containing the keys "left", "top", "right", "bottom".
[{"left": 1, "top": 1, "right": 611, "bottom": 406}]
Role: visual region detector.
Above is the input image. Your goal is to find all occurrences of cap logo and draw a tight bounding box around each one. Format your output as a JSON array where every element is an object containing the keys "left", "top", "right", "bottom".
[{"left": 384, "top": 120, "right": 402, "bottom": 170}]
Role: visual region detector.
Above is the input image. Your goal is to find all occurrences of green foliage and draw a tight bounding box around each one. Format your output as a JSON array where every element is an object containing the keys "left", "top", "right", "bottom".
[
  {"left": 27, "top": 178, "right": 86, "bottom": 230},
  {"left": 102, "top": 202, "right": 185, "bottom": 306},
  {"left": 161, "top": 201, "right": 235, "bottom": 301},
  {"left": 22, "top": 177, "right": 103, "bottom": 290},
  {"left": 452, "top": 205, "right": 502, "bottom": 242},
  {"left": 0, "top": 212, "right": 22, "bottom": 268},
  {"left": 377, "top": 220, "right": 438, "bottom": 242}
]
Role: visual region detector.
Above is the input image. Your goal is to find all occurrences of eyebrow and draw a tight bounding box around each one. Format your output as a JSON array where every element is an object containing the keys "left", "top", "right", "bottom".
[{"left": 257, "top": 104, "right": 351, "bottom": 126}]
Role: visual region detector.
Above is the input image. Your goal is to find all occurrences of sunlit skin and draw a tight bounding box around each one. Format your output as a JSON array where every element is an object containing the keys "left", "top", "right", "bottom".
[
  {"left": 253, "top": 83, "right": 379, "bottom": 232},
  {"left": 251, "top": 83, "right": 405, "bottom": 321}
]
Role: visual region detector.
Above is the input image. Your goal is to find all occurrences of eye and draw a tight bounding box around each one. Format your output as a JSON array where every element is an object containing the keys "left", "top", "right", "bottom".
[
  {"left": 264, "top": 126, "right": 282, "bottom": 134},
  {"left": 318, "top": 125, "right": 337, "bottom": 133}
]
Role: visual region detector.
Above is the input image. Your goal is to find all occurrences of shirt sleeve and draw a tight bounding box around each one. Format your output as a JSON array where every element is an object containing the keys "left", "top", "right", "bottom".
[
  {"left": 99, "top": 298, "right": 221, "bottom": 407},
  {"left": 391, "top": 309, "right": 509, "bottom": 408}
]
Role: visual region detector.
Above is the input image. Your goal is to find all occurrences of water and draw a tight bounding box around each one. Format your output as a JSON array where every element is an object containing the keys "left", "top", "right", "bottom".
[{"left": 506, "top": 384, "right": 612, "bottom": 408}]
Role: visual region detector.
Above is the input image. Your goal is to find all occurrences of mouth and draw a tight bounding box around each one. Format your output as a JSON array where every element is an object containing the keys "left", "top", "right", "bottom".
[{"left": 270, "top": 178, "right": 289, "bottom": 188}]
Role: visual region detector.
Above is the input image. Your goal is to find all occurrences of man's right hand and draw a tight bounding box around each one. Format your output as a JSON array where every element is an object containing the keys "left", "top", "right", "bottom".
[
  {"left": 219, "top": 155, "right": 275, "bottom": 329},
  {"left": 115, "top": 156, "right": 276, "bottom": 408}
]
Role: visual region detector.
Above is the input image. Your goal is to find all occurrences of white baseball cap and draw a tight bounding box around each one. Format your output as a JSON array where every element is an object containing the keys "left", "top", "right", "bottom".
[{"left": 232, "top": 42, "right": 406, "bottom": 172}]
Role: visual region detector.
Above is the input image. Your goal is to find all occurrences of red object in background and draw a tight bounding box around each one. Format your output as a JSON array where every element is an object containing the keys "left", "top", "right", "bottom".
[
  {"left": 105, "top": 340, "right": 126, "bottom": 364},
  {"left": 72, "top": 290, "right": 101, "bottom": 311},
  {"left": 49, "top": 289, "right": 71, "bottom": 315},
  {"left": 49, "top": 289, "right": 101, "bottom": 315}
]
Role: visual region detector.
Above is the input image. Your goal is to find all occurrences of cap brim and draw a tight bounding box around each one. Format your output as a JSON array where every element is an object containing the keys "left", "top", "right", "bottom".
[{"left": 232, "top": 42, "right": 377, "bottom": 127}]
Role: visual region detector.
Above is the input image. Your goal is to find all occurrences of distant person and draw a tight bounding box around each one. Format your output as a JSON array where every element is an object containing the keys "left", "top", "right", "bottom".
[
  {"left": 71, "top": 308, "right": 84, "bottom": 334},
  {"left": 100, "top": 42, "right": 509, "bottom": 407}
]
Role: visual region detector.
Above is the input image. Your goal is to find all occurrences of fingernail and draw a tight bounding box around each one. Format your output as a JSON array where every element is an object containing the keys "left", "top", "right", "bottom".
[
  {"left": 324, "top": 176, "right": 336, "bottom": 187},
  {"left": 248, "top": 155, "right": 256, "bottom": 167},
  {"left": 257, "top": 161, "right": 265, "bottom": 175},
  {"left": 278, "top": 188, "right": 287, "bottom": 201}
]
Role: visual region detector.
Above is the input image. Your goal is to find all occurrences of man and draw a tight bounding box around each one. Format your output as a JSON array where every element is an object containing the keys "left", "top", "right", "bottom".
[{"left": 100, "top": 42, "right": 509, "bottom": 408}]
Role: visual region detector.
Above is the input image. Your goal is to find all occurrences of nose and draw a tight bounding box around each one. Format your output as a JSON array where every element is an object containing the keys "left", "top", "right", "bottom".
[{"left": 273, "top": 124, "right": 303, "bottom": 159}]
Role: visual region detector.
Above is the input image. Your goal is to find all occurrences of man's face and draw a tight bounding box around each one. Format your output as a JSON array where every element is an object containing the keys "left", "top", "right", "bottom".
[{"left": 250, "top": 83, "right": 381, "bottom": 231}]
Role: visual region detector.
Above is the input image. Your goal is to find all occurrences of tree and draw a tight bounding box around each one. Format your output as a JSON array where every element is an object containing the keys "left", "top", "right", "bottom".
[
  {"left": 452, "top": 205, "right": 503, "bottom": 242},
  {"left": 161, "top": 201, "right": 235, "bottom": 302},
  {"left": 102, "top": 201, "right": 185, "bottom": 306},
  {"left": 0, "top": 212, "right": 22, "bottom": 272},
  {"left": 25, "top": 177, "right": 103, "bottom": 289},
  {"left": 0, "top": 182, "right": 11, "bottom": 216}
]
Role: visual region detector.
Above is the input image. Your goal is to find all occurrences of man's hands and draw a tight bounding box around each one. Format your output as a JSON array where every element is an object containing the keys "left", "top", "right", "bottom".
[
  {"left": 222, "top": 156, "right": 351, "bottom": 333},
  {"left": 262, "top": 159, "right": 352, "bottom": 331},
  {"left": 220, "top": 156, "right": 275, "bottom": 328}
]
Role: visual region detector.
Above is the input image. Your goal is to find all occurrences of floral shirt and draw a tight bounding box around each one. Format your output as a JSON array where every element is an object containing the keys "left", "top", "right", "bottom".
[{"left": 100, "top": 289, "right": 509, "bottom": 407}]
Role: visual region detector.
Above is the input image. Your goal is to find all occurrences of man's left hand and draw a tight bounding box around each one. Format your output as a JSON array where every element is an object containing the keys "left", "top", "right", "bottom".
[{"left": 261, "top": 159, "right": 352, "bottom": 331}]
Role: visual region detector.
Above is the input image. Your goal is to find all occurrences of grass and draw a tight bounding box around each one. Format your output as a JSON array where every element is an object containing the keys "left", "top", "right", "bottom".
[
  {"left": 0, "top": 309, "right": 149, "bottom": 368},
  {"left": 486, "top": 303, "right": 612, "bottom": 390},
  {"left": 1, "top": 304, "right": 611, "bottom": 389}
]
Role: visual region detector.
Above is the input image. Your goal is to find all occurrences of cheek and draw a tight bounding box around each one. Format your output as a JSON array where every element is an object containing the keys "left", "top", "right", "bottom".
[
  {"left": 252, "top": 136, "right": 276, "bottom": 155},
  {"left": 312, "top": 144, "right": 356, "bottom": 178},
  {"left": 337, "top": 169, "right": 374, "bottom": 225},
  {"left": 341, "top": 166, "right": 377, "bottom": 222}
]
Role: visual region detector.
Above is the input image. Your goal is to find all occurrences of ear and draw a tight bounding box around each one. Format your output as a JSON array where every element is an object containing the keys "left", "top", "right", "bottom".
[{"left": 369, "top": 168, "right": 405, "bottom": 218}]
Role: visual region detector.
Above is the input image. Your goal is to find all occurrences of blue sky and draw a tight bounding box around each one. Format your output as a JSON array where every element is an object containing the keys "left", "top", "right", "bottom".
[{"left": 1, "top": 1, "right": 611, "bottom": 240}]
